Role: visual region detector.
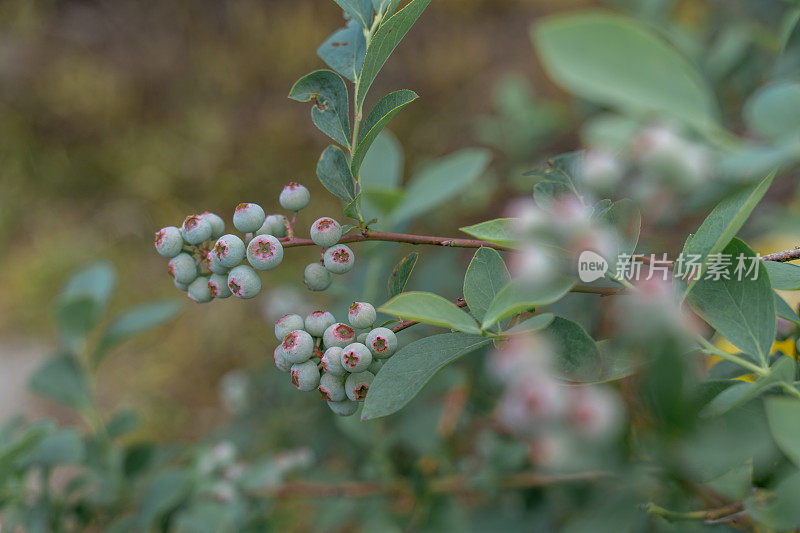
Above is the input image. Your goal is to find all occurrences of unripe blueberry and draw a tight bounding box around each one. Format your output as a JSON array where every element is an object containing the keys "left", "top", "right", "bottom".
[
  {"left": 340, "top": 343, "right": 373, "bottom": 373},
  {"left": 357, "top": 332, "right": 368, "bottom": 344},
  {"left": 182, "top": 214, "right": 213, "bottom": 245},
  {"left": 327, "top": 399, "right": 358, "bottom": 416},
  {"left": 368, "top": 359, "right": 384, "bottom": 374},
  {"left": 227, "top": 265, "right": 261, "bottom": 299},
  {"left": 304, "top": 263, "right": 332, "bottom": 291},
  {"left": 244, "top": 233, "right": 254, "bottom": 246},
  {"left": 246, "top": 234, "right": 283, "bottom": 271},
  {"left": 279, "top": 182, "right": 310, "bottom": 211},
  {"left": 154, "top": 226, "right": 183, "bottom": 258},
  {"left": 201, "top": 212, "right": 226, "bottom": 240},
  {"left": 348, "top": 301, "right": 376, "bottom": 329},
  {"left": 257, "top": 214, "right": 287, "bottom": 238},
  {"left": 273, "top": 345, "right": 291, "bottom": 372},
  {"left": 188, "top": 276, "right": 213, "bottom": 303},
  {"left": 168, "top": 253, "right": 199, "bottom": 285},
  {"left": 282, "top": 330, "right": 315, "bottom": 364},
  {"left": 206, "top": 250, "right": 229, "bottom": 275},
  {"left": 174, "top": 279, "right": 189, "bottom": 292},
  {"left": 275, "top": 314, "right": 305, "bottom": 340},
  {"left": 319, "top": 373, "right": 347, "bottom": 402},
  {"left": 233, "top": 203, "right": 266, "bottom": 233},
  {"left": 290, "top": 360, "right": 320, "bottom": 392},
  {"left": 345, "top": 371, "right": 374, "bottom": 402},
  {"left": 365, "top": 327, "right": 398, "bottom": 359},
  {"left": 320, "top": 347, "right": 346, "bottom": 376},
  {"left": 323, "top": 244, "right": 355, "bottom": 274},
  {"left": 305, "top": 310, "right": 336, "bottom": 337},
  {"left": 208, "top": 273, "right": 232, "bottom": 299},
  {"left": 214, "top": 235, "right": 246, "bottom": 268},
  {"left": 323, "top": 323, "right": 356, "bottom": 349},
  {"left": 310, "top": 217, "right": 342, "bottom": 247}
]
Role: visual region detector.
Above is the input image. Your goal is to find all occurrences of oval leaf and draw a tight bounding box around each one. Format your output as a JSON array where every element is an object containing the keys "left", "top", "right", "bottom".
[
  {"left": 316, "top": 145, "right": 356, "bottom": 203},
  {"left": 460, "top": 218, "right": 518, "bottom": 249},
  {"left": 387, "top": 251, "right": 419, "bottom": 298},
  {"left": 379, "top": 291, "right": 480, "bottom": 333},
  {"left": 482, "top": 278, "right": 576, "bottom": 330},
  {"left": 463, "top": 247, "right": 510, "bottom": 323},
  {"left": 289, "top": 70, "right": 351, "bottom": 146},
  {"left": 317, "top": 20, "right": 366, "bottom": 83},
  {"left": 352, "top": 89, "right": 418, "bottom": 176},
  {"left": 764, "top": 261, "right": 800, "bottom": 290}
]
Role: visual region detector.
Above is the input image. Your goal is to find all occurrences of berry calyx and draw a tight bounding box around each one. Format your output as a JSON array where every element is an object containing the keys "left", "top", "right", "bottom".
[
  {"left": 182, "top": 214, "right": 213, "bottom": 245},
  {"left": 208, "top": 274, "right": 232, "bottom": 299},
  {"left": 340, "top": 343, "right": 373, "bottom": 373},
  {"left": 214, "top": 235, "right": 246, "bottom": 268},
  {"left": 246, "top": 234, "right": 284, "bottom": 271},
  {"left": 282, "top": 330, "right": 315, "bottom": 364},
  {"left": 345, "top": 371, "right": 375, "bottom": 402},
  {"left": 323, "top": 244, "right": 355, "bottom": 274},
  {"left": 365, "top": 327, "right": 398, "bottom": 359},
  {"left": 323, "top": 323, "right": 356, "bottom": 349}
]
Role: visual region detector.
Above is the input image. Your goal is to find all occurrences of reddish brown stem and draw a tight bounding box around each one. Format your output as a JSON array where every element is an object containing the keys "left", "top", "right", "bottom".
[
  {"left": 761, "top": 247, "right": 800, "bottom": 263},
  {"left": 279, "top": 230, "right": 510, "bottom": 251}
]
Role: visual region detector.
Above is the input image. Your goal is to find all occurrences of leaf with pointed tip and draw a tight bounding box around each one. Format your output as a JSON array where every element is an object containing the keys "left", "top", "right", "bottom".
[
  {"left": 333, "top": 0, "right": 373, "bottom": 29},
  {"left": 463, "top": 247, "right": 510, "bottom": 323},
  {"left": 289, "top": 70, "right": 351, "bottom": 146},
  {"left": 387, "top": 252, "right": 418, "bottom": 298},
  {"left": 317, "top": 20, "right": 366, "bottom": 83},
  {"left": 28, "top": 354, "right": 92, "bottom": 411},
  {"left": 379, "top": 292, "right": 480, "bottom": 333},
  {"left": 501, "top": 313, "right": 554, "bottom": 335},
  {"left": 776, "top": 293, "right": 800, "bottom": 325},
  {"left": 316, "top": 145, "right": 356, "bottom": 203},
  {"left": 371, "top": 0, "right": 402, "bottom": 16},
  {"left": 459, "top": 219, "right": 517, "bottom": 249},
  {"left": 352, "top": 89, "right": 418, "bottom": 176},
  {"left": 482, "top": 278, "right": 576, "bottom": 330},
  {"left": 764, "top": 261, "right": 800, "bottom": 290}
]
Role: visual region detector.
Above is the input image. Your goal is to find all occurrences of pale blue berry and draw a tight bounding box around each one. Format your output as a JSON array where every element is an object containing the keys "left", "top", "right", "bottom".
[
  {"left": 227, "top": 265, "right": 261, "bottom": 299},
  {"left": 213, "top": 235, "right": 246, "bottom": 268},
  {"left": 257, "top": 214, "right": 287, "bottom": 238},
  {"left": 345, "top": 371, "right": 374, "bottom": 402},
  {"left": 244, "top": 233, "right": 254, "bottom": 246},
  {"left": 323, "top": 244, "right": 355, "bottom": 274},
  {"left": 340, "top": 342, "right": 373, "bottom": 373},
  {"left": 348, "top": 302, "right": 376, "bottom": 329},
  {"left": 206, "top": 250, "right": 229, "bottom": 275},
  {"left": 310, "top": 217, "right": 342, "bottom": 248},
  {"left": 201, "top": 212, "right": 226, "bottom": 240},
  {"left": 305, "top": 310, "right": 336, "bottom": 337},
  {"left": 181, "top": 214, "right": 213, "bottom": 245},
  {"left": 290, "top": 360, "right": 320, "bottom": 391},
  {"left": 168, "top": 253, "right": 198, "bottom": 285},
  {"left": 154, "top": 226, "right": 183, "bottom": 258},
  {"left": 188, "top": 276, "right": 213, "bottom": 303},
  {"left": 273, "top": 345, "right": 291, "bottom": 372},
  {"left": 323, "top": 323, "right": 356, "bottom": 349},
  {"left": 208, "top": 273, "right": 232, "bottom": 299},
  {"left": 246, "top": 234, "right": 283, "bottom": 271},
  {"left": 357, "top": 332, "right": 368, "bottom": 344},
  {"left": 327, "top": 399, "right": 358, "bottom": 416},
  {"left": 318, "top": 373, "right": 347, "bottom": 402},
  {"left": 304, "top": 262, "right": 332, "bottom": 291},
  {"left": 366, "top": 327, "right": 398, "bottom": 359},
  {"left": 275, "top": 313, "right": 305, "bottom": 340},
  {"left": 320, "top": 347, "right": 346, "bottom": 376},
  {"left": 281, "top": 330, "right": 315, "bottom": 364},
  {"left": 368, "top": 359, "right": 384, "bottom": 374},
  {"left": 279, "top": 182, "right": 310, "bottom": 211},
  {"left": 233, "top": 203, "right": 266, "bottom": 233},
  {"left": 174, "top": 279, "right": 189, "bottom": 292}
]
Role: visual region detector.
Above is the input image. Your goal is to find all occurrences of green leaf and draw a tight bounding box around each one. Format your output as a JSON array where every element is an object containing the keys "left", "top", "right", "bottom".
[
  {"left": 463, "top": 248, "right": 511, "bottom": 323},
  {"left": 356, "top": 0, "right": 432, "bottom": 109},
  {"left": 56, "top": 261, "right": 116, "bottom": 353},
  {"left": 743, "top": 82, "right": 800, "bottom": 140},
  {"left": 481, "top": 278, "right": 576, "bottom": 330},
  {"left": 317, "top": 20, "right": 367, "bottom": 83},
  {"left": 289, "top": 70, "right": 351, "bottom": 146},
  {"left": 379, "top": 292, "right": 480, "bottom": 333},
  {"left": 533, "top": 180, "right": 574, "bottom": 208},
  {"left": 766, "top": 396, "right": 800, "bottom": 468},
  {"left": 392, "top": 148, "right": 491, "bottom": 224},
  {"left": 343, "top": 193, "right": 363, "bottom": 221},
  {"left": 352, "top": 89, "right": 418, "bottom": 176},
  {"left": 362, "top": 333, "right": 490, "bottom": 419},
  {"left": 360, "top": 129, "right": 403, "bottom": 189},
  {"left": 544, "top": 317, "right": 602, "bottom": 382},
  {"left": 532, "top": 11, "right": 718, "bottom": 129},
  {"left": 94, "top": 300, "right": 183, "bottom": 365},
  {"left": 502, "top": 313, "right": 554, "bottom": 335},
  {"left": 387, "top": 251, "right": 418, "bottom": 298},
  {"left": 334, "top": 0, "right": 373, "bottom": 29},
  {"left": 459, "top": 219, "right": 517, "bottom": 249},
  {"left": 701, "top": 356, "right": 794, "bottom": 417},
  {"left": 371, "top": 0, "right": 402, "bottom": 16},
  {"left": 21, "top": 429, "right": 84, "bottom": 467},
  {"left": 107, "top": 408, "right": 141, "bottom": 440},
  {"left": 683, "top": 172, "right": 775, "bottom": 296},
  {"left": 687, "top": 239, "right": 776, "bottom": 365},
  {"left": 745, "top": 470, "right": 800, "bottom": 530},
  {"left": 776, "top": 293, "right": 800, "bottom": 325},
  {"left": 316, "top": 145, "right": 356, "bottom": 203},
  {"left": 764, "top": 261, "right": 800, "bottom": 290},
  {"left": 28, "top": 354, "right": 92, "bottom": 411},
  {"left": 137, "top": 468, "right": 192, "bottom": 529},
  {"left": 593, "top": 198, "right": 641, "bottom": 273}
]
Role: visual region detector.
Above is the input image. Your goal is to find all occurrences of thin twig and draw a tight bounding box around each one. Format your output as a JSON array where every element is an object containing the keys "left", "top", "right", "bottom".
[
  {"left": 761, "top": 246, "right": 800, "bottom": 263},
  {"left": 646, "top": 501, "right": 745, "bottom": 523},
  {"left": 391, "top": 298, "right": 468, "bottom": 333},
  {"left": 279, "top": 230, "right": 511, "bottom": 252}
]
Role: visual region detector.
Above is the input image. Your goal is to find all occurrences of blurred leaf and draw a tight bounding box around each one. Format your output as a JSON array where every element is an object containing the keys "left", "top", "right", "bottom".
[
  {"left": 746, "top": 470, "right": 800, "bottom": 531},
  {"left": 766, "top": 396, "right": 800, "bottom": 468},
  {"left": 481, "top": 278, "right": 575, "bottom": 329},
  {"left": 106, "top": 408, "right": 141, "bottom": 440},
  {"left": 334, "top": 0, "right": 373, "bottom": 29},
  {"left": 502, "top": 313, "right": 554, "bottom": 335},
  {"left": 356, "top": 0, "right": 432, "bottom": 108},
  {"left": 387, "top": 251, "right": 418, "bottom": 298},
  {"left": 317, "top": 145, "right": 356, "bottom": 203},
  {"left": 392, "top": 149, "right": 491, "bottom": 224},
  {"left": 137, "top": 468, "right": 191, "bottom": 529},
  {"left": 362, "top": 333, "right": 490, "bottom": 419},
  {"left": 701, "top": 356, "right": 794, "bottom": 417},
  {"left": 289, "top": 70, "right": 351, "bottom": 146},
  {"left": 352, "top": 89, "right": 418, "bottom": 176},
  {"left": 463, "top": 247, "right": 510, "bottom": 323},
  {"left": 776, "top": 293, "right": 800, "bottom": 325},
  {"left": 0, "top": 422, "right": 52, "bottom": 479},
  {"left": 532, "top": 11, "right": 718, "bottom": 129},
  {"left": 594, "top": 198, "right": 641, "bottom": 273},
  {"left": 533, "top": 180, "right": 573, "bottom": 208},
  {"left": 124, "top": 443, "right": 157, "bottom": 479},
  {"left": 360, "top": 129, "right": 403, "bottom": 188},
  {"left": 764, "top": 261, "right": 800, "bottom": 290},
  {"left": 317, "top": 20, "right": 367, "bottom": 83},
  {"left": 55, "top": 261, "right": 116, "bottom": 353},
  {"left": 94, "top": 300, "right": 182, "bottom": 365},
  {"left": 29, "top": 354, "right": 92, "bottom": 411},
  {"left": 459, "top": 219, "right": 517, "bottom": 248},
  {"left": 174, "top": 502, "right": 237, "bottom": 533},
  {"left": 544, "top": 316, "right": 601, "bottom": 381},
  {"left": 364, "top": 189, "right": 403, "bottom": 215},
  {"left": 743, "top": 83, "right": 800, "bottom": 140},
  {"left": 379, "top": 292, "right": 480, "bottom": 333},
  {"left": 687, "top": 239, "right": 776, "bottom": 366},
  {"left": 21, "top": 429, "right": 84, "bottom": 467}
]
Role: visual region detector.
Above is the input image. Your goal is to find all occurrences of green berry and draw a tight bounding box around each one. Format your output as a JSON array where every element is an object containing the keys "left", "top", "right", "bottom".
[
  {"left": 320, "top": 347, "right": 346, "bottom": 376},
  {"left": 348, "top": 301, "right": 376, "bottom": 329},
  {"left": 168, "top": 253, "right": 198, "bottom": 285},
  {"left": 206, "top": 250, "right": 229, "bottom": 275},
  {"left": 345, "top": 371, "right": 374, "bottom": 402},
  {"left": 310, "top": 217, "right": 342, "bottom": 247},
  {"left": 257, "top": 214, "right": 287, "bottom": 238},
  {"left": 208, "top": 273, "right": 232, "bottom": 298},
  {"left": 305, "top": 310, "right": 336, "bottom": 337},
  {"left": 273, "top": 345, "right": 291, "bottom": 372},
  {"left": 275, "top": 314, "right": 305, "bottom": 340},
  {"left": 279, "top": 182, "right": 310, "bottom": 211},
  {"left": 181, "top": 214, "right": 213, "bottom": 245},
  {"left": 368, "top": 359, "right": 384, "bottom": 374},
  {"left": 290, "top": 360, "right": 320, "bottom": 391},
  {"left": 340, "top": 342, "right": 373, "bottom": 373},
  {"left": 366, "top": 327, "right": 398, "bottom": 359},
  {"left": 323, "top": 244, "right": 355, "bottom": 274},
  {"left": 213, "top": 235, "right": 246, "bottom": 268},
  {"left": 319, "top": 373, "right": 347, "bottom": 402},
  {"left": 188, "top": 276, "right": 213, "bottom": 303},
  {"left": 233, "top": 203, "right": 266, "bottom": 233},
  {"left": 154, "top": 226, "right": 183, "bottom": 257},
  {"left": 357, "top": 332, "right": 368, "bottom": 344},
  {"left": 304, "top": 262, "right": 332, "bottom": 291},
  {"left": 327, "top": 399, "right": 358, "bottom": 416},
  {"left": 227, "top": 265, "right": 261, "bottom": 299},
  {"left": 201, "top": 212, "right": 226, "bottom": 239},
  {"left": 282, "top": 329, "right": 315, "bottom": 363},
  {"left": 323, "top": 323, "right": 356, "bottom": 349},
  {"left": 246, "top": 234, "right": 284, "bottom": 271}
]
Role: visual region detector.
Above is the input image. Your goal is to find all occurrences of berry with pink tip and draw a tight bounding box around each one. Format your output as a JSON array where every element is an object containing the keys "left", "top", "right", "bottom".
[
  {"left": 233, "top": 203, "right": 266, "bottom": 233},
  {"left": 207, "top": 250, "right": 228, "bottom": 275},
  {"left": 305, "top": 310, "right": 336, "bottom": 337},
  {"left": 213, "top": 235, "right": 246, "bottom": 268},
  {"left": 290, "top": 360, "right": 320, "bottom": 392},
  {"left": 322, "top": 323, "right": 355, "bottom": 349},
  {"left": 365, "top": 327, "right": 398, "bottom": 359},
  {"left": 246, "top": 234, "right": 284, "bottom": 271},
  {"left": 340, "top": 342, "right": 373, "bottom": 373},
  {"left": 154, "top": 226, "right": 183, "bottom": 258},
  {"left": 281, "top": 330, "right": 315, "bottom": 364},
  {"left": 227, "top": 265, "right": 261, "bottom": 299},
  {"left": 348, "top": 301, "right": 376, "bottom": 329},
  {"left": 168, "top": 253, "right": 198, "bottom": 285},
  {"left": 187, "top": 276, "right": 213, "bottom": 303},
  {"left": 345, "top": 371, "right": 374, "bottom": 402},
  {"left": 273, "top": 345, "right": 291, "bottom": 372},
  {"left": 323, "top": 244, "right": 355, "bottom": 274},
  {"left": 319, "top": 373, "right": 346, "bottom": 402},
  {"left": 279, "top": 182, "right": 310, "bottom": 211},
  {"left": 327, "top": 399, "right": 358, "bottom": 416},
  {"left": 257, "top": 214, "right": 287, "bottom": 238},
  {"left": 310, "top": 217, "right": 342, "bottom": 248},
  {"left": 320, "top": 347, "right": 346, "bottom": 376},
  {"left": 200, "top": 212, "right": 226, "bottom": 240},
  {"left": 208, "top": 273, "right": 232, "bottom": 299},
  {"left": 275, "top": 314, "right": 305, "bottom": 340},
  {"left": 304, "top": 263, "right": 332, "bottom": 291},
  {"left": 181, "top": 214, "right": 213, "bottom": 245}
]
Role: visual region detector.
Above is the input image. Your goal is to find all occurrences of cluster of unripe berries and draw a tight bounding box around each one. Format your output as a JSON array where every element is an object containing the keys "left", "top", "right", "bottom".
[
  {"left": 153, "top": 182, "right": 356, "bottom": 302},
  {"left": 272, "top": 302, "right": 398, "bottom": 416}
]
